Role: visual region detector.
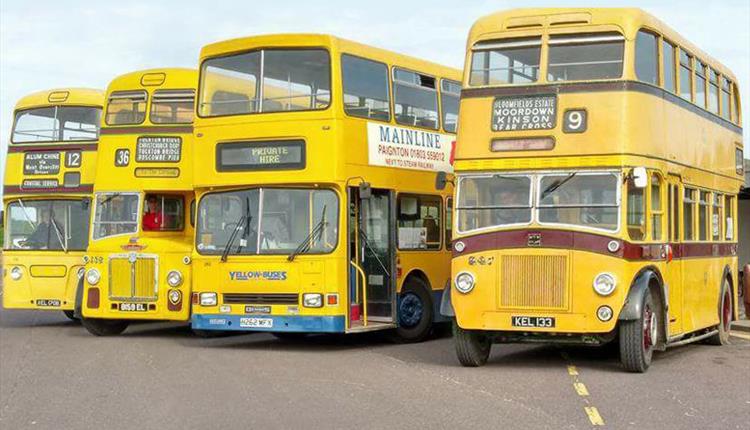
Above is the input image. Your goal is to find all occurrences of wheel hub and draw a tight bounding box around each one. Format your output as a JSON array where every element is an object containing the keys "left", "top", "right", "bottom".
[
  {"left": 643, "top": 305, "right": 656, "bottom": 350},
  {"left": 399, "top": 292, "right": 423, "bottom": 328}
]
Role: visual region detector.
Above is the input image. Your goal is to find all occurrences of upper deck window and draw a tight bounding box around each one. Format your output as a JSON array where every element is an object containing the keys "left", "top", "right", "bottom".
[
  {"left": 469, "top": 37, "right": 541, "bottom": 85},
  {"left": 662, "top": 40, "right": 677, "bottom": 94},
  {"left": 341, "top": 54, "right": 390, "bottom": 121},
  {"left": 695, "top": 61, "right": 707, "bottom": 108},
  {"left": 12, "top": 106, "right": 101, "bottom": 143},
  {"left": 199, "top": 49, "right": 331, "bottom": 117},
  {"left": 721, "top": 77, "right": 732, "bottom": 120},
  {"left": 635, "top": 30, "right": 658, "bottom": 85},
  {"left": 547, "top": 33, "right": 624, "bottom": 82},
  {"left": 105, "top": 91, "right": 147, "bottom": 125},
  {"left": 440, "top": 79, "right": 461, "bottom": 133},
  {"left": 150, "top": 89, "right": 195, "bottom": 124},
  {"left": 708, "top": 69, "right": 719, "bottom": 114},
  {"left": 393, "top": 68, "right": 439, "bottom": 130},
  {"left": 679, "top": 50, "right": 693, "bottom": 101}
]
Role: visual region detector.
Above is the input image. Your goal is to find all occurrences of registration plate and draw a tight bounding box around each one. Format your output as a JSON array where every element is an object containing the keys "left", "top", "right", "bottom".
[
  {"left": 511, "top": 316, "right": 555, "bottom": 328},
  {"left": 240, "top": 317, "right": 273, "bottom": 328},
  {"left": 36, "top": 299, "right": 61, "bottom": 307},
  {"left": 118, "top": 303, "right": 147, "bottom": 312}
]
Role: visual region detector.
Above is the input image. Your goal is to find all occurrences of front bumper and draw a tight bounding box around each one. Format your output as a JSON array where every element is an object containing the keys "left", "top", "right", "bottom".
[{"left": 191, "top": 314, "right": 346, "bottom": 333}]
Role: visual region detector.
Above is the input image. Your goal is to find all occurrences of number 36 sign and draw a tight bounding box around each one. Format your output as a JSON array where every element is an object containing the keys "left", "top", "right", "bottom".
[{"left": 563, "top": 109, "right": 587, "bottom": 133}]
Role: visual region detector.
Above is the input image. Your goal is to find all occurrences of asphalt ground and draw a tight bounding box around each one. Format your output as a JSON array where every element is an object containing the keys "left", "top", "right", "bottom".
[{"left": 1, "top": 308, "right": 749, "bottom": 430}]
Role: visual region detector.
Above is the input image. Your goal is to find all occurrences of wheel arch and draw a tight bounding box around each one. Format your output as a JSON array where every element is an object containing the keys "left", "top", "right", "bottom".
[
  {"left": 721, "top": 264, "right": 735, "bottom": 321},
  {"left": 619, "top": 266, "right": 668, "bottom": 350}
]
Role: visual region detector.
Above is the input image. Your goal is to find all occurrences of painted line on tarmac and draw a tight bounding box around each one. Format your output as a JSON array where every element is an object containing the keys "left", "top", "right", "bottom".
[
  {"left": 560, "top": 351, "right": 605, "bottom": 426},
  {"left": 730, "top": 331, "right": 750, "bottom": 341}
]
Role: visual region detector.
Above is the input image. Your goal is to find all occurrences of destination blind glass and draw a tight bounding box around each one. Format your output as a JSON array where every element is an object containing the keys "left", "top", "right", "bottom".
[{"left": 217, "top": 140, "right": 305, "bottom": 171}]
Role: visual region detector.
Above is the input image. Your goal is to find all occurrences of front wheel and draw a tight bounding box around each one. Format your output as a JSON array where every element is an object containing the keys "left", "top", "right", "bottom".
[
  {"left": 619, "top": 289, "right": 657, "bottom": 373},
  {"left": 453, "top": 321, "right": 491, "bottom": 367},
  {"left": 81, "top": 317, "right": 129, "bottom": 336},
  {"left": 706, "top": 279, "right": 732, "bottom": 345},
  {"left": 62, "top": 310, "right": 79, "bottom": 322}
]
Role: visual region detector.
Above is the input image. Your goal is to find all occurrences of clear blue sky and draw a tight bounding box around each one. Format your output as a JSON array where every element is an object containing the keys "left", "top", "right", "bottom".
[{"left": 1, "top": 0, "right": 748, "bottom": 192}]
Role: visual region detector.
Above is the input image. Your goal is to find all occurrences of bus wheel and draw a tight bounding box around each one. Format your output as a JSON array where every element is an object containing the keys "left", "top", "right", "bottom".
[
  {"left": 706, "top": 279, "right": 732, "bottom": 345},
  {"left": 271, "top": 332, "right": 308, "bottom": 341},
  {"left": 81, "top": 317, "right": 128, "bottom": 336},
  {"left": 62, "top": 310, "right": 79, "bottom": 322},
  {"left": 395, "top": 278, "right": 433, "bottom": 343},
  {"left": 619, "top": 289, "right": 657, "bottom": 373},
  {"left": 453, "top": 321, "right": 491, "bottom": 367}
]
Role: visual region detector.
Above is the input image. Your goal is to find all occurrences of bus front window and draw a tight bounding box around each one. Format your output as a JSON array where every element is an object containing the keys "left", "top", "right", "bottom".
[
  {"left": 547, "top": 33, "right": 624, "bottom": 82},
  {"left": 457, "top": 175, "right": 532, "bottom": 232},
  {"left": 143, "top": 194, "right": 185, "bottom": 231},
  {"left": 12, "top": 106, "right": 101, "bottom": 143},
  {"left": 199, "top": 49, "right": 331, "bottom": 117},
  {"left": 93, "top": 193, "right": 140, "bottom": 239},
  {"left": 538, "top": 173, "right": 619, "bottom": 231},
  {"left": 4, "top": 199, "right": 90, "bottom": 251}
]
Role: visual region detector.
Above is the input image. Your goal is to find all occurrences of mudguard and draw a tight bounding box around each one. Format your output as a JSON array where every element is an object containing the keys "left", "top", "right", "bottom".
[
  {"left": 620, "top": 269, "right": 669, "bottom": 350},
  {"left": 73, "top": 277, "right": 84, "bottom": 319},
  {"left": 439, "top": 283, "right": 455, "bottom": 317}
]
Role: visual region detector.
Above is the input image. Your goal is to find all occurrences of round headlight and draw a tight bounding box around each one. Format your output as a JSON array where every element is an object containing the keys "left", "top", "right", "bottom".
[
  {"left": 167, "top": 270, "right": 183, "bottom": 287},
  {"left": 86, "top": 268, "right": 101, "bottom": 286},
  {"left": 597, "top": 305, "right": 614, "bottom": 322},
  {"left": 455, "top": 272, "right": 475, "bottom": 294},
  {"left": 10, "top": 267, "right": 23, "bottom": 281},
  {"left": 593, "top": 273, "right": 616, "bottom": 296}
]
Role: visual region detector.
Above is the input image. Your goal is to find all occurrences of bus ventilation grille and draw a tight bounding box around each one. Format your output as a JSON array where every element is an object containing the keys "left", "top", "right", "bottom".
[
  {"left": 223, "top": 293, "right": 299, "bottom": 305},
  {"left": 500, "top": 255, "right": 567, "bottom": 310},
  {"left": 109, "top": 255, "right": 158, "bottom": 301}
]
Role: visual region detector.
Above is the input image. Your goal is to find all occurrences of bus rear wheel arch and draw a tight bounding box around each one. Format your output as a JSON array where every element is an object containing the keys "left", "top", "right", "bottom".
[
  {"left": 619, "top": 286, "right": 659, "bottom": 373},
  {"left": 394, "top": 274, "right": 434, "bottom": 343}
]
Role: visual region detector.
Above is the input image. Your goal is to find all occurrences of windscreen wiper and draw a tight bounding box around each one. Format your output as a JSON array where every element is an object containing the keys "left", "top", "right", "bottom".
[
  {"left": 49, "top": 217, "right": 68, "bottom": 253},
  {"left": 220, "top": 215, "right": 246, "bottom": 262},
  {"left": 540, "top": 172, "right": 577, "bottom": 201},
  {"left": 287, "top": 205, "right": 327, "bottom": 262}
]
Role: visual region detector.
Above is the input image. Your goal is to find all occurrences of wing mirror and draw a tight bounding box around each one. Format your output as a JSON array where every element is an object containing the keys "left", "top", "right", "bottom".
[
  {"left": 358, "top": 182, "right": 372, "bottom": 200},
  {"left": 631, "top": 167, "right": 648, "bottom": 189}
]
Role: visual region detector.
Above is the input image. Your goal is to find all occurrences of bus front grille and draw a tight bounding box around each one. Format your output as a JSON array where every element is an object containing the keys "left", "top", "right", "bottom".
[
  {"left": 500, "top": 255, "right": 568, "bottom": 310},
  {"left": 223, "top": 293, "right": 299, "bottom": 305},
  {"left": 109, "top": 254, "right": 158, "bottom": 301}
]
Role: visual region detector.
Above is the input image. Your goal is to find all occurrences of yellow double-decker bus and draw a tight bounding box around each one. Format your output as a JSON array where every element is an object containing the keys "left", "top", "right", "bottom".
[
  {"left": 190, "top": 34, "right": 460, "bottom": 341},
  {"left": 446, "top": 8, "right": 744, "bottom": 371},
  {"left": 3, "top": 88, "right": 103, "bottom": 319},
  {"left": 78, "top": 68, "right": 197, "bottom": 335}
]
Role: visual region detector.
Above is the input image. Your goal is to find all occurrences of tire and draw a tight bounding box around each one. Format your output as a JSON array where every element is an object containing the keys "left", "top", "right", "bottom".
[
  {"left": 394, "top": 277, "right": 434, "bottom": 343},
  {"left": 453, "top": 320, "right": 491, "bottom": 367},
  {"left": 62, "top": 310, "right": 79, "bottom": 322},
  {"left": 271, "top": 332, "right": 308, "bottom": 341},
  {"left": 81, "top": 317, "right": 129, "bottom": 336},
  {"left": 619, "top": 289, "right": 658, "bottom": 373},
  {"left": 706, "top": 279, "right": 732, "bottom": 345}
]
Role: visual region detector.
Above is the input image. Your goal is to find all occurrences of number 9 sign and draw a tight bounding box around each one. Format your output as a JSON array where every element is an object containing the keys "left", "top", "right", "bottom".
[{"left": 563, "top": 109, "right": 587, "bottom": 133}]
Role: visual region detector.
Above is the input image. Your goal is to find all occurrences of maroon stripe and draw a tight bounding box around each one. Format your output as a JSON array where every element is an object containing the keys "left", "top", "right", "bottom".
[
  {"left": 7, "top": 143, "right": 98, "bottom": 153},
  {"left": 100, "top": 126, "right": 193, "bottom": 135},
  {"left": 3, "top": 184, "right": 94, "bottom": 195},
  {"left": 453, "top": 229, "right": 737, "bottom": 261}
]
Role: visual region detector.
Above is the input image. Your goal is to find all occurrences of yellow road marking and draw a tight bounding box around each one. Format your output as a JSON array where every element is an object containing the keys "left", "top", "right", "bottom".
[
  {"left": 567, "top": 365, "right": 579, "bottom": 376},
  {"left": 573, "top": 382, "right": 590, "bottom": 396},
  {"left": 584, "top": 406, "right": 605, "bottom": 426},
  {"left": 730, "top": 331, "right": 750, "bottom": 341}
]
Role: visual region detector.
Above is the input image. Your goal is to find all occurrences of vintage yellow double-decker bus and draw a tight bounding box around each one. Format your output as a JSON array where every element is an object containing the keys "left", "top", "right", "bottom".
[
  {"left": 79, "top": 68, "right": 197, "bottom": 335},
  {"left": 3, "top": 88, "right": 103, "bottom": 319},
  {"left": 446, "top": 8, "right": 744, "bottom": 371},
  {"left": 190, "top": 34, "right": 460, "bottom": 341}
]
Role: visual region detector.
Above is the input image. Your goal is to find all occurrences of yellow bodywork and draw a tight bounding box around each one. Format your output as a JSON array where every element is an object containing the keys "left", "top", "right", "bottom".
[
  {"left": 3, "top": 88, "right": 104, "bottom": 312},
  {"left": 452, "top": 8, "right": 743, "bottom": 340}
]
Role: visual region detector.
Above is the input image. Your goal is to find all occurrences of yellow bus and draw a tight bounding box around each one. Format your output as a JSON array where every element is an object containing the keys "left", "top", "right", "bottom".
[
  {"left": 78, "top": 68, "right": 197, "bottom": 335},
  {"left": 190, "top": 34, "right": 461, "bottom": 341},
  {"left": 446, "top": 8, "right": 744, "bottom": 371},
  {"left": 3, "top": 88, "right": 103, "bottom": 320}
]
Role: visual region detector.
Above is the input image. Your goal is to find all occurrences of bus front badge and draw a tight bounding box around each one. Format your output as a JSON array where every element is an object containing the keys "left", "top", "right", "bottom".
[{"left": 527, "top": 233, "right": 542, "bottom": 247}]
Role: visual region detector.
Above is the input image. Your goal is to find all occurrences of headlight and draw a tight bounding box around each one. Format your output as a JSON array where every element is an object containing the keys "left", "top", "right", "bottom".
[
  {"left": 597, "top": 305, "right": 614, "bottom": 322},
  {"left": 593, "top": 273, "right": 616, "bottom": 296},
  {"left": 86, "top": 268, "right": 101, "bottom": 285},
  {"left": 168, "top": 289, "right": 182, "bottom": 305},
  {"left": 199, "top": 292, "right": 217, "bottom": 306},
  {"left": 10, "top": 267, "right": 22, "bottom": 281},
  {"left": 167, "top": 270, "right": 183, "bottom": 287},
  {"left": 454, "top": 272, "right": 475, "bottom": 294},
  {"left": 302, "top": 293, "right": 323, "bottom": 308}
]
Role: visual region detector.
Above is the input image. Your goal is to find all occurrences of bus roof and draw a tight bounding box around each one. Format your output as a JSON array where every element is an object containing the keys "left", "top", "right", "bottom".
[
  {"left": 469, "top": 8, "right": 737, "bottom": 82},
  {"left": 200, "top": 33, "right": 461, "bottom": 81},
  {"left": 105, "top": 68, "right": 198, "bottom": 93},
  {"left": 14, "top": 88, "right": 104, "bottom": 111}
]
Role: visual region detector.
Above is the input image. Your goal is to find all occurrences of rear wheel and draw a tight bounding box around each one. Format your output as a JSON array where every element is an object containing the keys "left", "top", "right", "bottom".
[
  {"left": 619, "top": 289, "right": 657, "bottom": 373},
  {"left": 62, "top": 310, "right": 79, "bottom": 322},
  {"left": 707, "top": 279, "right": 732, "bottom": 345},
  {"left": 81, "top": 317, "right": 129, "bottom": 336},
  {"left": 395, "top": 278, "right": 434, "bottom": 343},
  {"left": 453, "top": 321, "right": 491, "bottom": 367}
]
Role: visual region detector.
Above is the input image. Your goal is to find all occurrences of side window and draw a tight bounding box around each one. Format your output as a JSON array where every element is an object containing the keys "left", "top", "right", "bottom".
[
  {"left": 679, "top": 50, "right": 693, "bottom": 102},
  {"left": 635, "top": 30, "right": 658, "bottom": 85},
  {"left": 143, "top": 194, "right": 185, "bottom": 232},
  {"left": 712, "top": 194, "right": 722, "bottom": 241},
  {"left": 627, "top": 178, "right": 646, "bottom": 241},
  {"left": 732, "top": 83, "right": 741, "bottom": 124},
  {"left": 650, "top": 174, "right": 663, "bottom": 241},
  {"left": 393, "top": 68, "right": 439, "bottom": 130},
  {"left": 683, "top": 188, "right": 695, "bottom": 241},
  {"left": 724, "top": 195, "right": 735, "bottom": 240},
  {"left": 698, "top": 191, "right": 709, "bottom": 241},
  {"left": 671, "top": 184, "right": 680, "bottom": 241},
  {"left": 341, "top": 55, "right": 390, "bottom": 121},
  {"left": 445, "top": 198, "right": 453, "bottom": 250},
  {"left": 708, "top": 69, "right": 719, "bottom": 114},
  {"left": 721, "top": 78, "right": 732, "bottom": 120},
  {"left": 440, "top": 79, "right": 460, "bottom": 133},
  {"left": 738, "top": 148, "right": 746, "bottom": 175},
  {"left": 662, "top": 40, "right": 677, "bottom": 94},
  {"left": 695, "top": 61, "right": 707, "bottom": 108},
  {"left": 397, "top": 194, "right": 441, "bottom": 250}
]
